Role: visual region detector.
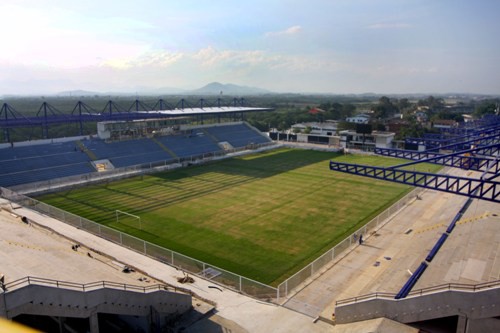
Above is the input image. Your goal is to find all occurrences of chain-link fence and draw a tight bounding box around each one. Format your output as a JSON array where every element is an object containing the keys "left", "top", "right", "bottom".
[
  {"left": 0, "top": 186, "right": 279, "bottom": 302},
  {"left": 1, "top": 183, "right": 423, "bottom": 303},
  {"left": 277, "top": 186, "right": 424, "bottom": 301}
]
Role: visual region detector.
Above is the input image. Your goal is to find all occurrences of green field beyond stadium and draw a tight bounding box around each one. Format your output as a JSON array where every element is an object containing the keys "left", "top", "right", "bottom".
[{"left": 37, "top": 148, "right": 441, "bottom": 285}]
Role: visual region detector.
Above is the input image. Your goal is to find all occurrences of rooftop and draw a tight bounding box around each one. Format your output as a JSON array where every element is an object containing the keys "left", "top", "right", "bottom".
[{"left": 138, "top": 106, "right": 273, "bottom": 117}]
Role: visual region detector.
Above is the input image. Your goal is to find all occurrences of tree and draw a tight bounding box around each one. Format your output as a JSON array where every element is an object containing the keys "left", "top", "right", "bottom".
[
  {"left": 396, "top": 115, "right": 425, "bottom": 140},
  {"left": 318, "top": 102, "right": 356, "bottom": 120},
  {"left": 356, "top": 124, "right": 372, "bottom": 145},
  {"left": 432, "top": 109, "right": 464, "bottom": 123},
  {"left": 372, "top": 96, "right": 398, "bottom": 119},
  {"left": 417, "top": 96, "right": 445, "bottom": 110},
  {"left": 473, "top": 100, "right": 498, "bottom": 118},
  {"left": 397, "top": 98, "right": 411, "bottom": 111},
  {"left": 342, "top": 104, "right": 356, "bottom": 118}
]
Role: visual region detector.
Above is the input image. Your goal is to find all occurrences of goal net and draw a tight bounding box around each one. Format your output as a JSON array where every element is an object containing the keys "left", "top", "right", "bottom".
[{"left": 115, "top": 210, "right": 142, "bottom": 230}]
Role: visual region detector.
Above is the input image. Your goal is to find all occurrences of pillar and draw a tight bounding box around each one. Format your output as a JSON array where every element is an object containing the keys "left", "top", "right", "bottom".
[{"left": 89, "top": 313, "right": 99, "bottom": 333}]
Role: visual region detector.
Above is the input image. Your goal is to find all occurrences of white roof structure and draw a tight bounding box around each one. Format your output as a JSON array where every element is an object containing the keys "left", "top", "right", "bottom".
[{"left": 138, "top": 106, "right": 272, "bottom": 117}]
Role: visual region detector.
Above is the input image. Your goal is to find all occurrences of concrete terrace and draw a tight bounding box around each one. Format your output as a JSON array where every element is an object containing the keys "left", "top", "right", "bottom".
[
  {"left": 0, "top": 198, "right": 331, "bottom": 333},
  {"left": 281, "top": 167, "right": 500, "bottom": 325},
  {"left": 0, "top": 208, "right": 160, "bottom": 287}
]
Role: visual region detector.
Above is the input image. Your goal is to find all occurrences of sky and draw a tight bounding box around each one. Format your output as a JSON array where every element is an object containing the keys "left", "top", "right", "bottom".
[{"left": 1, "top": 0, "right": 499, "bottom": 95}]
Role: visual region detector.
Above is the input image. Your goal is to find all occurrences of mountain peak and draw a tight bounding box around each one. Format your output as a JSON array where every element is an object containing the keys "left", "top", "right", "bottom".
[{"left": 191, "top": 82, "right": 271, "bottom": 95}]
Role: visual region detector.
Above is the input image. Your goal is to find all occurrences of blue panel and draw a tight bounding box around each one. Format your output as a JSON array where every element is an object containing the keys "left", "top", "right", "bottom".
[
  {"left": 395, "top": 262, "right": 428, "bottom": 299},
  {"left": 425, "top": 233, "right": 449, "bottom": 262},
  {"left": 203, "top": 123, "right": 270, "bottom": 147},
  {"left": 156, "top": 133, "right": 222, "bottom": 158}
]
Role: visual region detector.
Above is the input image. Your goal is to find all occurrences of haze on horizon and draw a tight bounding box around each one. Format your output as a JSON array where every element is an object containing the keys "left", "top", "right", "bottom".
[{"left": 1, "top": 0, "right": 499, "bottom": 96}]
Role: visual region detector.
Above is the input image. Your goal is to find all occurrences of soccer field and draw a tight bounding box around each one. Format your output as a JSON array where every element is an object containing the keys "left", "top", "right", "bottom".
[{"left": 37, "top": 148, "right": 441, "bottom": 285}]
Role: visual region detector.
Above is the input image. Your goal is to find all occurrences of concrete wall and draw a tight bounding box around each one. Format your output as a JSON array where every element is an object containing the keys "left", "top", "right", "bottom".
[
  {"left": 335, "top": 288, "right": 500, "bottom": 325},
  {"left": 1, "top": 284, "right": 191, "bottom": 319}
]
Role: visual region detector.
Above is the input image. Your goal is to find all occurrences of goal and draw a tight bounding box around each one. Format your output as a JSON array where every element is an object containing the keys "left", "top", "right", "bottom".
[{"left": 115, "top": 210, "right": 142, "bottom": 230}]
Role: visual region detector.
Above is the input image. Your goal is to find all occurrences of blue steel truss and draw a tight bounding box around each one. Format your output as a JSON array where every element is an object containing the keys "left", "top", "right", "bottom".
[
  {"left": 405, "top": 124, "right": 500, "bottom": 149},
  {"left": 332, "top": 116, "right": 500, "bottom": 202},
  {"left": 0, "top": 103, "right": 33, "bottom": 142},
  {"left": 0, "top": 98, "right": 269, "bottom": 141},
  {"left": 329, "top": 161, "right": 500, "bottom": 202},
  {"left": 390, "top": 133, "right": 500, "bottom": 157},
  {"left": 374, "top": 143, "right": 500, "bottom": 175},
  {"left": 425, "top": 131, "right": 500, "bottom": 152},
  {"left": 440, "top": 115, "right": 500, "bottom": 135}
]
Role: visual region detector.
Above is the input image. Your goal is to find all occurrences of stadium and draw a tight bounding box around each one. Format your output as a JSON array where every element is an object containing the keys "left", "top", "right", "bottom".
[{"left": 0, "top": 99, "right": 499, "bottom": 333}]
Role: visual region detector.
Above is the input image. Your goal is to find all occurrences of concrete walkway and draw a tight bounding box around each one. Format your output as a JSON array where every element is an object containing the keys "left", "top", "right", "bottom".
[
  {"left": 280, "top": 168, "right": 500, "bottom": 323},
  {"left": 281, "top": 187, "right": 470, "bottom": 320}
]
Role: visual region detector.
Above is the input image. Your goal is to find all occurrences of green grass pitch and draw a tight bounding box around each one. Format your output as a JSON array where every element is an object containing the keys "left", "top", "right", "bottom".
[{"left": 36, "top": 148, "right": 441, "bottom": 285}]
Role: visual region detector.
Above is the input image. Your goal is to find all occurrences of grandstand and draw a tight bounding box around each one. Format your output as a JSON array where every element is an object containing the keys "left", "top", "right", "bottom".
[
  {"left": 0, "top": 140, "right": 95, "bottom": 187},
  {"left": 0, "top": 121, "right": 273, "bottom": 190},
  {"left": 1, "top": 108, "right": 500, "bottom": 332}
]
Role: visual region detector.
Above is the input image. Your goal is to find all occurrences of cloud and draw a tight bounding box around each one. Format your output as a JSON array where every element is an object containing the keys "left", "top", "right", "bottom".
[
  {"left": 188, "top": 46, "right": 343, "bottom": 74},
  {"left": 0, "top": 3, "right": 153, "bottom": 69},
  {"left": 367, "top": 22, "right": 411, "bottom": 29},
  {"left": 103, "top": 51, "right": 184, "bottom": 69},
  {"left": 265, "top": 25, "right": 302, "bottom": 37},
  {"left": 14, "top": 45, "right": 341, "bottom": 93},
  {"left": 191, "top": 46, "right": 270, "bottom": 68}
]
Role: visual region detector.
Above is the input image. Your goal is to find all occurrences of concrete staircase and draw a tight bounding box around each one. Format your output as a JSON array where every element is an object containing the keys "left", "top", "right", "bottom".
[
  {"left": 75, "top": 140, "right": 98, "bottom": 161},
  {"left": 333, "top": 285, "right": 500, "bottom": 331},
  {"left": 151, "top": 137, "right": 178, "bottom": 159},
  {"left": 1, "top": 277, "right": 193, "bottom": 333}
]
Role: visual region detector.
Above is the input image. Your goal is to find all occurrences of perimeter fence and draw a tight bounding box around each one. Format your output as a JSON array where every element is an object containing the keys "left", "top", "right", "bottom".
[
  {"left": 0, "top": 186, "right": 279, "bottom": 301},
  {"left": 0, "top": 182, "right": 423, "bottom": 303},
  {"left": 276, "top": 186, "right": 424, "bottom": 299}
]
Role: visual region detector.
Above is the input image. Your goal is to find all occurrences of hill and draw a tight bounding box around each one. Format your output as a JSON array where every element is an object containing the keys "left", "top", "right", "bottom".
[{"left": 190, "top": 82, "right": 271, "bottom": 95}]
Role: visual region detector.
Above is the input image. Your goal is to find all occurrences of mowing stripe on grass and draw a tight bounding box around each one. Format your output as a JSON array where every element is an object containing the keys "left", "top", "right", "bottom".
[{"left": 37, "top": 148, "right": 441, "bottom": 285}]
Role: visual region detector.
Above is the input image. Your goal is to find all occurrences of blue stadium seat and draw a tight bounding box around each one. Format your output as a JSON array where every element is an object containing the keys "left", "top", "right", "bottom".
[
  {"left": 203, "top": 123, "right": 270, "bottom": 147},
  {"left": 0, "top": 123, "right": 271, "bottom": 187},
  {"left": 156, "top": 134, "right": 222, "bottom": 158}
]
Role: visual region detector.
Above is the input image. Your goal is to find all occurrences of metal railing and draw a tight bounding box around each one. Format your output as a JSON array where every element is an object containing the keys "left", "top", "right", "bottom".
[
  {"left": 3, "top": 276, "right": 184, "bottom": 294},
  {"left": 335, "top": 279, "right": 500, "bottom": 306}
]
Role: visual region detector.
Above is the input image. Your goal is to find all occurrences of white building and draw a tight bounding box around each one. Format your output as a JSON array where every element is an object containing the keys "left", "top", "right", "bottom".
[
  {"left": 339, "top": 130, "right": 395, "bottom": 149},
  {"left": 291, "top": 121, "right": 339, "bottom": 136},
  {"left": 432, "top": 119, "right": 457, "bottom": 129},
  {"left": 345, "top": 114, "right": 370, "bottom": 124}
]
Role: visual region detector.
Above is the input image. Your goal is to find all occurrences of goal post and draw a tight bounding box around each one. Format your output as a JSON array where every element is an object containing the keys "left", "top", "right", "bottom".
[{"left": 115, "top": 210, "right": 142, "bottom": 230}]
